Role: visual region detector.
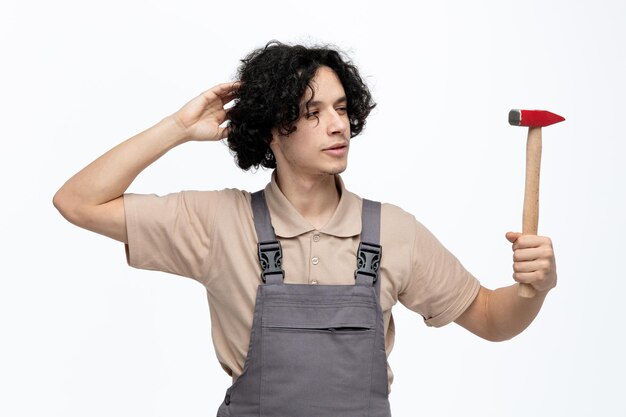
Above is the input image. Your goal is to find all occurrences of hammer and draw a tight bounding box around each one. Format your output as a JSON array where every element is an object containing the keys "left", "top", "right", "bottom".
[{"left": 509, "top": 109, "right": 565, "bottom": 298}]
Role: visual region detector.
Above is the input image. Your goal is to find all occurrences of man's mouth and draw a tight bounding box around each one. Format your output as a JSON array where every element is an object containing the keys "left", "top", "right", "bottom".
[
  {"left": 323, "top": 143, "right": 349, "bottom": 156},
  {"left": 324, "top": 142, "right": 348, "bottom": 151}
]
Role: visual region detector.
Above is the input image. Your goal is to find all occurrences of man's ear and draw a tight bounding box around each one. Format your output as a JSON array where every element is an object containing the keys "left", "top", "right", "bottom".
[{"left": 268, "top": 128, "right": 277, "bottom": 147}]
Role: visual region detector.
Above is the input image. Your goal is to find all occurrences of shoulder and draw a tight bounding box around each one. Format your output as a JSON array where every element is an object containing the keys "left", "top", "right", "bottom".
[
  {"left": 376, "top": 201, "right": 441, "bottom": 252},
  {"left": 124, "top": 188, "right": 255, "bottom": 223},
  {"left": 347, "top": 187, "right": 419, "bottom": 237},
  {"left": 179, "top": 187, "right": 249, "bottom": 199},
  {"left": 175, "top": 187, "right": 252, "bottom": 208},
  {"left": 380, "top": 202, "right": 417, "bottom": 232},
  {"left": 380, "top": 202, "right": 415, "bottom": 223},
  {"left": 346, "top": 190, "right": 423, "bottom": 240},
  {"left": 375, "top": 201, "right": 419, "bottom": 249}
]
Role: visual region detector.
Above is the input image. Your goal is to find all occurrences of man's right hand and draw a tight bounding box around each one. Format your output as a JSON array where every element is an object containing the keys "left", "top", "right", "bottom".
[{"left": 171, "top": 81, "right": 241, "bottom": 142}]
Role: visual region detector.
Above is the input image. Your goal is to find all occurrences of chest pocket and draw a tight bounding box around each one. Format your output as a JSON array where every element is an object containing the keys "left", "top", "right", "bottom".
[{"left": 260, "top": 291, "right": 378, "bottom": 417}]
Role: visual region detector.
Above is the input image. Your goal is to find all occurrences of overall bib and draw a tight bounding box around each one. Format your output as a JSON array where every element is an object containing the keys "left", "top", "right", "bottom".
[{"left": 216, "top": 190, "right": 392, "bottom": 417}]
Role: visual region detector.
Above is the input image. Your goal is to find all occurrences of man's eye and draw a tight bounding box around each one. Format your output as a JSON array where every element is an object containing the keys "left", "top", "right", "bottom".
[
  {"left": 336, "top": 107, "right": 347, "bottom": 113},
  {"left": 306, "top": 111, "right": 319, "bottom": 118}
]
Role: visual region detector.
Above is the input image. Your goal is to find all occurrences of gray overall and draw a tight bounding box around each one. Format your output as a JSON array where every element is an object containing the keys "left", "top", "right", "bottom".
[{"left": 216, "top": 190, "right": 392, "bottom": 417}]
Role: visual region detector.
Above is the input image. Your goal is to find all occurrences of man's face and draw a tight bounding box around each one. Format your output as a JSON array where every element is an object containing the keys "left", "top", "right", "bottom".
[{"left": 270, "top": 66, "right": 351, "bottom": 178}]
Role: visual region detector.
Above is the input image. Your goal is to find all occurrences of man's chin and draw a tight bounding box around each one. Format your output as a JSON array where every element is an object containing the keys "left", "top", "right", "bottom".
[{"left": 325, "top": 165, "right": 347, "bottom": 175}]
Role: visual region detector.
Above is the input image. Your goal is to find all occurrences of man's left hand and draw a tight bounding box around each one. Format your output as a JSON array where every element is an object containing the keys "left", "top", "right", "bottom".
[{"left": 505, "top": 232, "right": 557, "bottom": 293}]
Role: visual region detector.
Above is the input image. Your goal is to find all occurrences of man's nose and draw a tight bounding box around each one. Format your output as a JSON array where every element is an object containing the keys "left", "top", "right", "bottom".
[{"left": 327, "top": 109, "right": 348, "bottom": 135}]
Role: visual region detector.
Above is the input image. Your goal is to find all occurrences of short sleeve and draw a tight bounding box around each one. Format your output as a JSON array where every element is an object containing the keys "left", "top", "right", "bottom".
[
  {"left": 123, "top": 190, "right": 221, "bottom": 282},
  {"left": 398, "top": 218, "right": 481, "bottom": 328}
]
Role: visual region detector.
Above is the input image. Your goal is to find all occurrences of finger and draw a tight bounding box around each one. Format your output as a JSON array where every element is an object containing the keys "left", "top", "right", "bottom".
[
  {"left": 512, "top": 234, "right": 548, "bottom": 250},
  {"left": 197, "top": 83, "right": 238, "bottom": 105},
  {"left": 221, "top": 91, "right": 239, "bottom": 106},
  {"left": 216, "top": 107, "right": 234, "bottom": 123},
  {"left": 205, "top": 105, "right": 226, "bottom": 121},
  {"left": 217, "top": 125, "right": 231, "bottom": 140},
  {"left": 505, "top": 231, "right": 522, "bottom": 243},
  {"left": 512, "top": 271, "right": 537, "bottom": 285},
  {"left": 513, "top": 247, "right": 544, "bottom": 262},
  {"left": 207, "top": 81, "right": 242, "bottom": 98},
  {"left": 513, "top": 259, "right": 545, "bottom": 273}
]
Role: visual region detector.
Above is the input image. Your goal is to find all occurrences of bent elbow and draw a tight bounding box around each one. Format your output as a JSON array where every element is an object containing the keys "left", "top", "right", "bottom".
[
  {"left": 485, "top": 329, "right": 521, "bottom": 343},
  {"left": 53, "top": 190, "right": 83, "bottom": 225}
]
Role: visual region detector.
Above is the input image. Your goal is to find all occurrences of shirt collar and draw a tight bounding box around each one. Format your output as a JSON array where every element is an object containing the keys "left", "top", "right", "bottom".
[{"left": 263, "top": 170, "right": 362, "bottom": 238}]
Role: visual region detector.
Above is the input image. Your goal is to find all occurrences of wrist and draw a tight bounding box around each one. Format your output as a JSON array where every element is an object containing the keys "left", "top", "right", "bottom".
[
  {"left": 519, "top": 283, "right": 552, "bottom": 299},
  {"left": 161, "top": 114, "right": 190, "bottom": 146}
]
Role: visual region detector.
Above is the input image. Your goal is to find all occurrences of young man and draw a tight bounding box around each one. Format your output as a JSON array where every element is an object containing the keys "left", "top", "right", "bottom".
[{"left": 53, "top": 41, "right": 557, "bottom": 416}]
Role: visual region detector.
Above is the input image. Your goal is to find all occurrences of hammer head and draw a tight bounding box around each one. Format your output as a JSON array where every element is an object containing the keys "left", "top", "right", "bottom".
[{"left": 509, "top": 109, "right": 565, "bottom": 127}]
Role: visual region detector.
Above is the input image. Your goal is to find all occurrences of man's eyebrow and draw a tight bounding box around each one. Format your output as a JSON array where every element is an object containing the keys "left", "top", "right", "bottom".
[{"left": 307, "top": 96, "right": 347, "bottom": 107}]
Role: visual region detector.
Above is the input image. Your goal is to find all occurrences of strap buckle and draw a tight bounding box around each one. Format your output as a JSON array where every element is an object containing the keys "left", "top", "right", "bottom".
[
  {"left": 258, "top": 240, "right": 284, "bottom": 282},
  {"left": 354, "top": 241, "right": 382, "bottom": 283}
]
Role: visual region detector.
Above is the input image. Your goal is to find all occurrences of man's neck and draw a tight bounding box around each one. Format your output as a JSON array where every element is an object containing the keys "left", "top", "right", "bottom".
[{"left": 274, "top": 169, "right": 341, "bottom": 230}]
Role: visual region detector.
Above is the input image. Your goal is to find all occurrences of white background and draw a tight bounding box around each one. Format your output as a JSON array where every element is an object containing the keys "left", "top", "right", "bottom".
[{"left": 2, "top": 0, "right": 625, "bottom": 416}]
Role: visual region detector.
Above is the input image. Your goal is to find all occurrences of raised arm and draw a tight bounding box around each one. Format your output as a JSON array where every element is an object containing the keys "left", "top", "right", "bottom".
[
  {"left": 52, "top": 81, "right": 241, "bottom": 243},
  {"left": 454, "top": 232, "right": 557, "bottom": 341}
]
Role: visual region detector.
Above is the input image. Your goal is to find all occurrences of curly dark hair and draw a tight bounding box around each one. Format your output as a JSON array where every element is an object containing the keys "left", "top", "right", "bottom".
[{"left": 226, "top": 40, "right": 376, "bottom": 170}]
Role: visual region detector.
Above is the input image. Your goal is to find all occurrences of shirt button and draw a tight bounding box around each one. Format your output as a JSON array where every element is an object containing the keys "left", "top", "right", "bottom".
[
  {"left": 313, "top": 234, "right": 320, "bottom": 242},
  {"left": 311, "top": 256, "right": 319, "bottom": 265},
  {"left": 311, "top": 280, "right": 319, "bottom": 285}
]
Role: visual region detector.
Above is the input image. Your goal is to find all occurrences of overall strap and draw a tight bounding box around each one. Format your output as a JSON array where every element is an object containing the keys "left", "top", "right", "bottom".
[
  {"left": 251, "top": 190, "right": 383, "bottom": 289},
  {"left": 355, "top": 199, "right": 382, "bottom": 289},
  {"left": 251, "top": 190, "right": 284, "bottom": 285}
]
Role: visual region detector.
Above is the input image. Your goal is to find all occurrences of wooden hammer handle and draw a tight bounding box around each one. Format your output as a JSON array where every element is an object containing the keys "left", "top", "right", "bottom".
[{"left": 519, "top": 127, "right": 542, "bottom": 298}]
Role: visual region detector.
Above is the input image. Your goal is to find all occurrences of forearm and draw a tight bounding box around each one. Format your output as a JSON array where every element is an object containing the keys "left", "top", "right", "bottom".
[
  {"left": 53, "top": 115, "right": 187, "bottom": 211},
  {"left": 455, "top": 233, "right": 556, "bottom": 341},
  {"left": 486, "top": 283, "right": 550, "bottom": 341}
]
